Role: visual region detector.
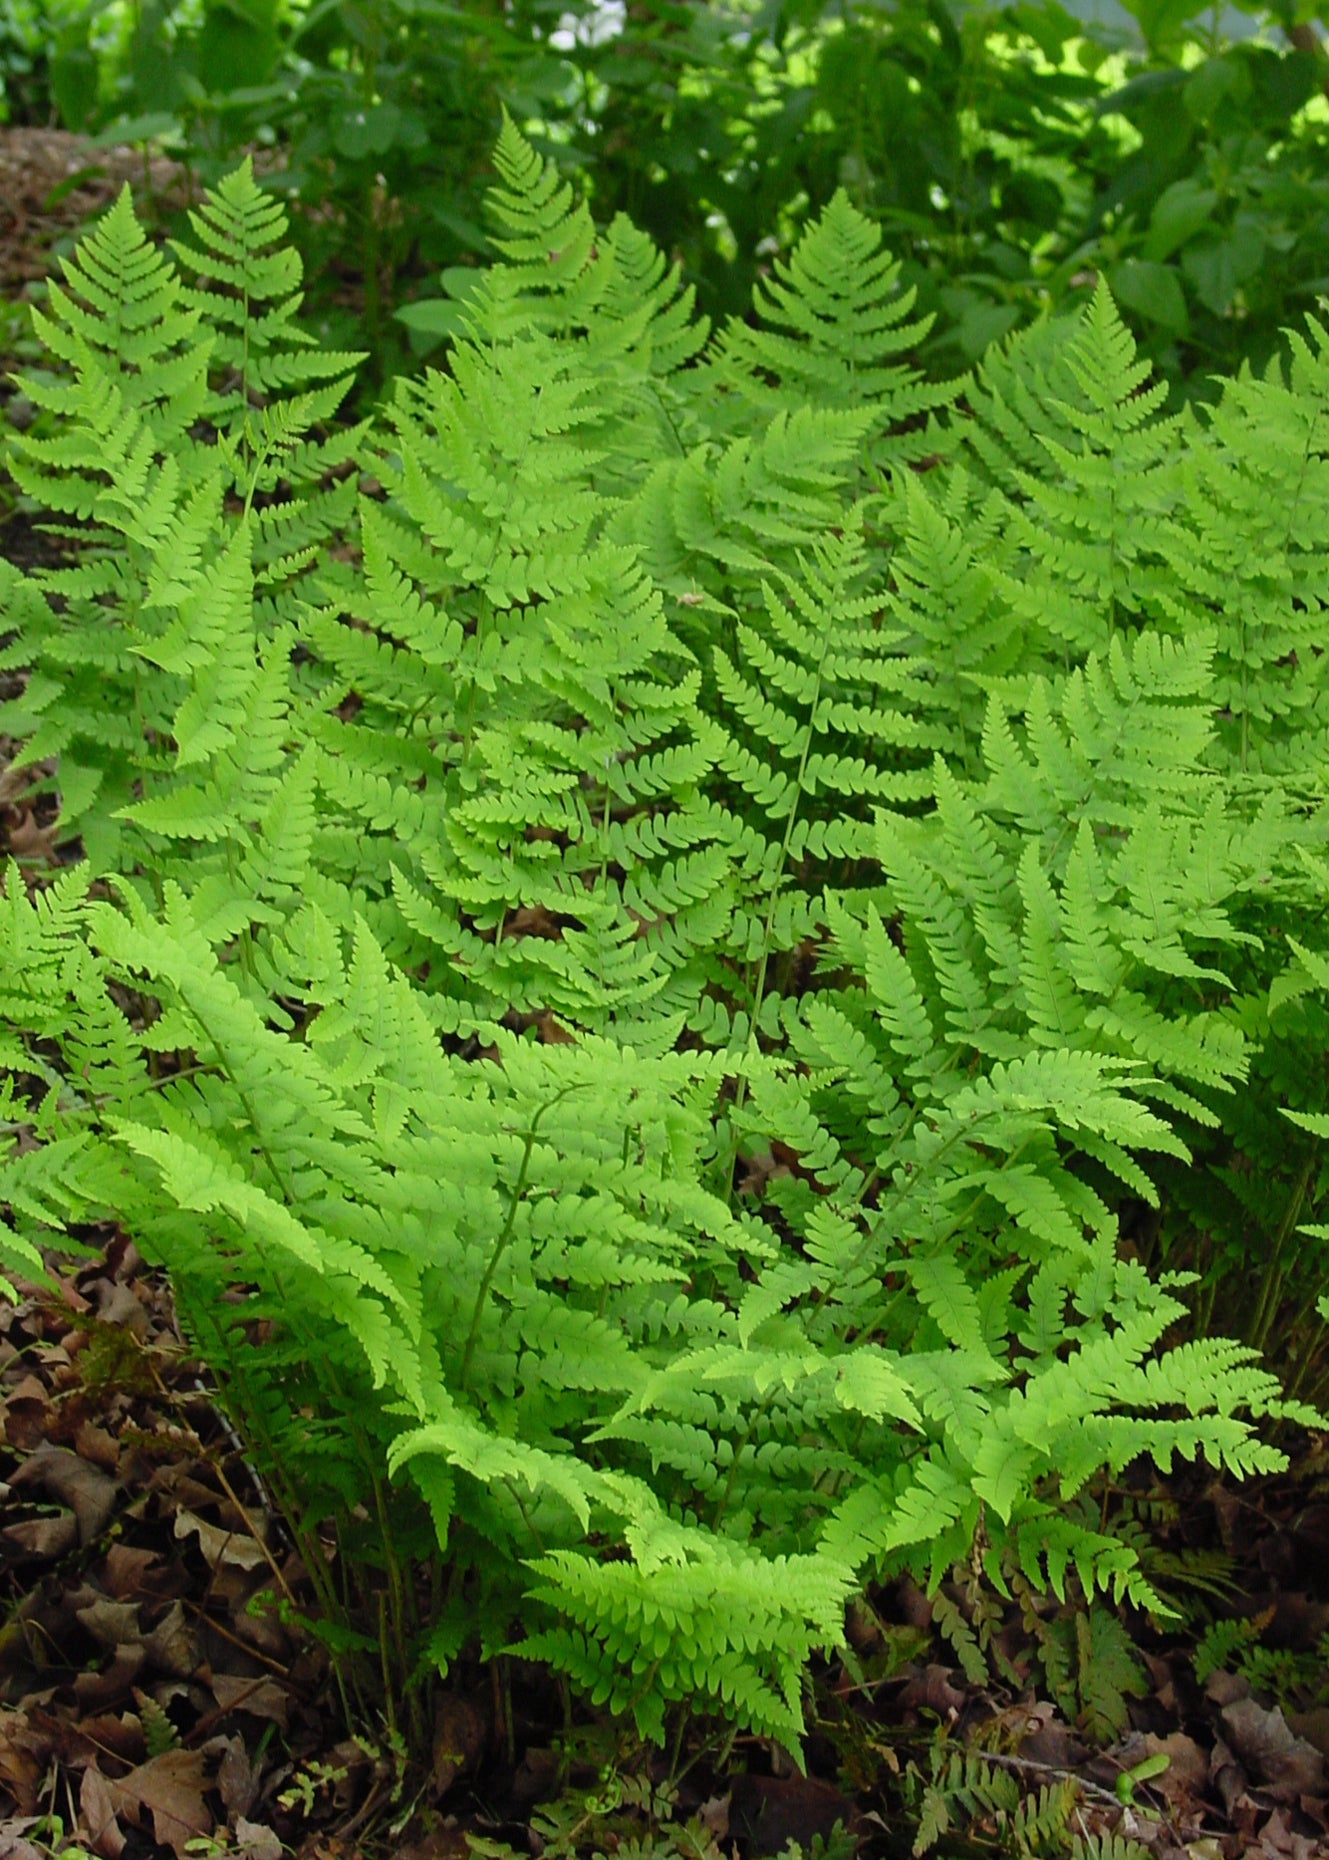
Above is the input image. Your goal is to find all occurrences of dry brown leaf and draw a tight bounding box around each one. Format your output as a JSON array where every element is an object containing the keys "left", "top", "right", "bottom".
[
  {"left": 429, "top": 1693, "right": 487, "bottom": 1800},
  {"left": 79, "top": 1764, "right": 127, "bottom": 1860},
  {"left": 1015, "top": 1700, "right": 1084, "bottom": 1768},
  {"left": 395, "top": 1832, "right": 473, "bottom": 1860},
  {"left": 9, "top": 1441, "right": 118, "bottom": 1542},
  {"left": 234, "top": 1819, "right": 284, "bottom": 1860},
  {"left": 0, "top": 1831, "right": 47, "bottom": 1860},
  {"left": 210, "top": 1671, "right": 290, "bottom": 1729},
  {"left": 143, "top": 1600, "right": 199, "bottom": 1678},
  {"left": 101, "top": 1543, "right": 160, "bottom": 1600},
  {"left": 64, "top": 1712, "right": 146, "bottom": 1768},
  {"left": 76, "top": 1598, "right": 142, "bottom": 1650},
  {"left": 104, "top": 1748, "right": 211, "bottom": 1860},
  {"left": 1257, "top": 1806, "right": 1320, "bottom": 1858},
  {"left": 1221, "top": 1699, "right": 1328, "bottom": 1800},
  {"left": 3, "top": 809, "right": 57, "bottom": 863},
  {"left": 0, "top": 1711, "right": 48, "bottom": 1815},
  {"left": 728, "top": 1774, "right": 853, "bottom": 1858},
  {"left": 91, "top": 1280, "right": 150, "bottom": 1337},
  {"left": 73, "top": 1643, "right": 147, "bottom": 1710},
  {"left": 1, "top": 1512, "right": 78, "bottom": 1559},
  {"left": 74, "top": 1421, "right": 121, "bottom": 1472},
  {"left": 1288, "top": 1707, "right": 1329, "bottom": 1763},
  {"left": 1205, "top": 1670, "right": 1250, "bottom": 1707},
  {"left": 175, "top": 1506, "right": 270, "bottom": 1571},
  {"left": 898, "top": 1663, "right": 967, "bottom": 1717},
  {"left": 212, "top": 1731, "right": 259, "bottom": 1817},
  {"left": 1141, "top": 1730, "right": 1210, "bottom": 1805}
]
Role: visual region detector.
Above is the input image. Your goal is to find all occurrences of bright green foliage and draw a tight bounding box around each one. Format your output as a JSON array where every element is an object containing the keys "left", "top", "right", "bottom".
[
  {"left": 1163, "top": 323, "right": 1329, "bottom": 776},
  {"left": 694, "top": 188, "right": 958, "bottom": 480},
  {"left": 445, "top": 115, "right": 710, "bottom": 487},
  {"left": 1070, "top": 1837, "right": 1151, "bottom": 1860},
  {"left": 168, "top": 157, "right": 369, "bottom": 621},
  {"left": 13, "top": 186, "right": 213, "bottom": 477},
  {"left": 689, "top": 526, "right": 938, "bottom": 1048},
  {"left": 961, "top": 290, "right": 1186, "bottom": 658},
  {"left": 1026, "top": 1599, "right": 1146, "bottom": 1742},
  {"left": 2, "top": 137, "right": 1326, "bottom": 1757},
  {"left": 878, "top": 468, "right": 1018, "bottom": 774},
  {"left": 302, "top": 313, "right": 729, "bottom": 1035},
  {"left": 0, "top": 168, "right": 357, "bottom": 867}
]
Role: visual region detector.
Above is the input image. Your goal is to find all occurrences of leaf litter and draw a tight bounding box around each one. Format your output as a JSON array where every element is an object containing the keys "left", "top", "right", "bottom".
[{"left": 0, "top": 1236, "right": 1320, "bottom": 1860}]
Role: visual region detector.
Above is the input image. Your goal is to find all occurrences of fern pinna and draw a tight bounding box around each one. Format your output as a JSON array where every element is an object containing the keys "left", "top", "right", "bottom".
[
  {"left": 2, "top": 138, "right": 1326, "bottom": 1758},
  {"left": 303, "top": 359, "right": 730, "bottom": 1037},
  {"left": 0, "top": 163, "right": 357, "bottom": 873}
]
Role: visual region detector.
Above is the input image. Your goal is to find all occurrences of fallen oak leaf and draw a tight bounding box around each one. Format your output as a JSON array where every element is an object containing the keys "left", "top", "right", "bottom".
[
  {"left": 1289, "top": 1706, "right": 1329, "bottom": 1763},
  {"left": 8, "top": 1441, "right": 118, "bottom": 1542},
  {"left": 234, "top": 1819, "right": 283, "bottom": 1860},
  {"left": 1, "top": 1511, "right": 78, "bottom": 1560},
  {"left": 0, "top": 1834, "right": 47, "bottom": 1860},
  {"left": 174, "top": 1506, "right": 270, "bottom": 1572},
  {"left": 103, "top": 1748, "right": 211, "bottom": 1860},
  {"left": 0, "top": 1709, "right": 50, "bottom": 1815},
  {"left": 101, "top": 1542, "right": 163, "bottom": 1600},
  {"left": 61, "top": 1711, "right": 146, "bottom": 1769},
  {"left": 79, "top": 1764, "right": 127, "bottom": 1860},
  {"left": 1221, "top": 1698, "right": 1327, "bottom": 1800},
  {"left": 76, "top": 1597, "right": 142, "bottom": 1650},
  {"left": 143, "top": 1600, "right": 200, "bottom": 1678},
  {"left": 209, "top": 1670, "right": 290, "bottom": 1730},
  {"left": 73, "top": 1420, "right": 120, "bottom": 1472},
  {"left": 73, "top": 1643, "right": 148, "bottom": 1710},
  {"left": 728, "top": 1775, "right": 854, "bottom": 1858},
  {"left": 429, "top": 1692, "right": 487, "bottom": 1800},
  {"left": 207, "top": 1731, "right": 258, "bottom": 1817}
]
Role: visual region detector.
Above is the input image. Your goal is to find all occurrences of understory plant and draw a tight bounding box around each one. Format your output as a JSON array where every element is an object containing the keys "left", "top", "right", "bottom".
[{"left": 1, "top": 132, "right": 1327, "bottom": 1758}]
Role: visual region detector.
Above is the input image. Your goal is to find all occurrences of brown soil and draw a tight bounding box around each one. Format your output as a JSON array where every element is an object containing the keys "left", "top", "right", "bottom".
[{"left": 0, "top": 127, "right": 188, "bottom": 296}]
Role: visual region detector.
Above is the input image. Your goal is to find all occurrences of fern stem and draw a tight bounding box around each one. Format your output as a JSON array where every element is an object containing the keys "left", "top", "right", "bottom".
[
  {"left": 709, "top": 1406, "right": 761, "bottom": 1530},
  {"left": 459, "top": 1085, "right": 579, "bottom": 1391},
  {"left": 1285, "top": 1324, "right": 1329, "bottom": 1408},
  {"left": 1249, "top": 1143, "right": 1317, "bottom": 1352},
  {"left": 460, "top": 1128, "right": 537, "bottom": 1392},
  {"left": 181, "top": 1292, "right": 352, "bottom": 1650},
  {"left": 725, "top": 593, "right": 840, "bottom": 1202},
  {"left": 504, "top": 1476, "right": 546, "bottom": 1554},
  {"left": 378, "top": 1589, "right": 399, "bottom": 1749},
  {"left": 371, "top": 1466, "right": 417, "bottom": 1741}
]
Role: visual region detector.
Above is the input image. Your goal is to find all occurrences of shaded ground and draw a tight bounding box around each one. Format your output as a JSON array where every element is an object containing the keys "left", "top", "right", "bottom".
[
  {"left": 0, "top": 125, "right": 191, "bottom": 466},
  {"left": 0, "top": 1238, "right": 1324, "bottom": 1860},
  {"left": 0, "top": 128, "right": 187, "bottom": 300}
]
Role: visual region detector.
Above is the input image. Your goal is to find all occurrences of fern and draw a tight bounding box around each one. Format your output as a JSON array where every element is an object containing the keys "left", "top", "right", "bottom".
[
  {"left": 694, "top": 188, "right": 958, "bottom": 481},
  {"left": 4, "top": 133, "right": 1326, "bottom": 1762},
  {"left": 1162, "top": 318, "right": 1329, "bottom": 776},
  {"left": 0, "top": 162, "right": 360, "bottom": 866},
  {"left": 11, "top": 185, "right": 213, "bottom": 493},
  {"left": 689, "top": 523, "right": 935, "bottom": 1050},
  {"left": 1070, "top": 1839, "right": 1151, "bottom": 1860},
  {"left": 135, "top": 1690, "right": 181, "bottom": 1758},
  {"left": 303, "top": 330, "right": 729, "bottom": 1035},
  {"left": 168, "top": 157, "right": 369, "bottom": 622}
]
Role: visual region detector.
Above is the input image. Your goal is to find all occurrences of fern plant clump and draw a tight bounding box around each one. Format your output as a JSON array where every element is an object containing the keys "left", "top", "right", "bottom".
[{"left": 1, "top": 130, "right": 1326, "bottom": 1759}]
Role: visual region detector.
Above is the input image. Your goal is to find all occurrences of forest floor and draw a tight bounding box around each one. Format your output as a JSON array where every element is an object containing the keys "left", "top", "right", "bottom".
[
  {"left": 0, "top": 1228, "right": 1323, "bottom": 1860},
  {"left": 0, "top": 127, "right": 188, "bottom": 301},
  {"left": 3, "top": 121, "right": 1329, "bottom": 1860}
]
